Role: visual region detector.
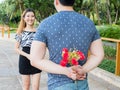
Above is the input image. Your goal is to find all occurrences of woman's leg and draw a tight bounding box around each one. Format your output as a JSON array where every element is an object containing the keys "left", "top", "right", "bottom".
[
  {"left": 31, "top": 73, "right": 41, "bottom": 90},
  {"left": 21, "top": 75, "right": 30, "bottom": 90}
]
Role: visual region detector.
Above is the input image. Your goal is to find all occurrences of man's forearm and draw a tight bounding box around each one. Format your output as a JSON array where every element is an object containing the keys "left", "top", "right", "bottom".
[
  {"left": 82, "top": 55, "right": 104, "bottom": 73},
  {"left": 81, "top": 39, "right": 104, "bottom": 73},
  {"left": 30, "top": 58, "right": 70, "bottom": 76}
]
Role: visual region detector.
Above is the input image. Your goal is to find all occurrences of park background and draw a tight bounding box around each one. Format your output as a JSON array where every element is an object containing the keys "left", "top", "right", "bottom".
[{"left": 0, "top": 0, "right": 120, "bottom": 89}]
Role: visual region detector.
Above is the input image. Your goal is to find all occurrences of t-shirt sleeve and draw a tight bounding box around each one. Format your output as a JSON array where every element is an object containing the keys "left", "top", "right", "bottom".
[
  {"left": 91, "top": 22, "right": 100, "bottom": 42},
  {"left": 15, "top": 34, "right": 22, "bottom": 43},
  {"left": 34, "top": 23, "right": 47, "bottom": 44}
]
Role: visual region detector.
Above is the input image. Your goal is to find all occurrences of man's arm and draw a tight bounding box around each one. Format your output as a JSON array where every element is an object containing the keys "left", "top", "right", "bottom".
[
  {"left": 78, "top": 39, "right": 104, "bottom": 74},
  {"left": 30, "top": 41, "right": 76, "bottom": 79}
]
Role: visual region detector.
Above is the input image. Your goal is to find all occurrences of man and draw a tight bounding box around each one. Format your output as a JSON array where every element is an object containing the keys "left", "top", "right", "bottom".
[{"left": 30, "top": 0, "right": 104, "bottom": 90}]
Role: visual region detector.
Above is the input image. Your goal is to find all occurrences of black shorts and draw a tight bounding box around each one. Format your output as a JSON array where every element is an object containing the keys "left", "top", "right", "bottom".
[{"left": 19, "top": 47, "right": 42, "bottom": 75}]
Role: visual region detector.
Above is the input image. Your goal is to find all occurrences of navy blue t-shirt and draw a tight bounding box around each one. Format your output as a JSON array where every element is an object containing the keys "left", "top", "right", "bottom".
[{"left": 34, "top": 11, "right": 100, "bottom": 90}]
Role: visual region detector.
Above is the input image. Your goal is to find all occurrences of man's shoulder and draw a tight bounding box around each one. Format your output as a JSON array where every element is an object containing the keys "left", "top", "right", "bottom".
[
  {"left": 74, "top": 12, "right": 93, "bottom": 23},
  {"left": 80, "top": 14, "right": 92, "bottom": 22},
  {"left": 41, "top": 13, "right": 58, "bottom": 24}
]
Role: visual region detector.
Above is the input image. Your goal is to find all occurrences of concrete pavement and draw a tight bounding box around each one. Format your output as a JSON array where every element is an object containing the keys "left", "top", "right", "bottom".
[{"left": 0, "top": 33, "right": 109, "bottom": 90}]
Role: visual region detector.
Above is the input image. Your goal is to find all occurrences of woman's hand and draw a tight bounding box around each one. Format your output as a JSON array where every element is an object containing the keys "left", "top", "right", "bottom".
[{"left": 26, "top": 53, "right": 30, "bottom": 60}]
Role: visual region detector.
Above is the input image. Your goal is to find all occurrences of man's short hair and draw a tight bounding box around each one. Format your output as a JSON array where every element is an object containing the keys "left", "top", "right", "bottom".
[{"left": 59, "top": 0, "right": 75, "bottom": 6}]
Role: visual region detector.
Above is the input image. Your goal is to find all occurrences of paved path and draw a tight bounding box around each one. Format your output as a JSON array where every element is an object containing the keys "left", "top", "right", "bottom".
[{"left": 0, "top": 33, "right": 109, "bottom": 90}]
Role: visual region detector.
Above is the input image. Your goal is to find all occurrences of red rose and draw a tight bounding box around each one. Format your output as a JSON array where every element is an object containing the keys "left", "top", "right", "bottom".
[
  {"left": 60, "top": 48, "right": 85, "bottom": 67},
  {"left": 60, "top": 60, "right": 68, "bottom": 67},
  {"left": 62, "top": 48, "right": 68, "bottom": 53},
  {"left": 77, "top": 51, "right": 83, "bottom": 55},
  {"left": 77, "top": 51, "right": 85, "bottom": 60},
  {"left": 80, "top": 54, "right": 85, "bottom": 60},
  {"left": 71, "top": 58, "right": 78, "bottom": 65},
  {"left": 63, "top": 52, "right": 69, "bottom": 60}
]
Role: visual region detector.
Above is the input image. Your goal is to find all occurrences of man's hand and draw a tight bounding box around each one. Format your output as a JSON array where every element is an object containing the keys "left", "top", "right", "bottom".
[
  {"left": 76, "top": 73, "right": 86, "bottom": 80},
  {"left": 72, "top": 65, "right": 86, "bottom": 80},
  {"left": 66, "top": 67, "right": 77, "bottom": 80}
]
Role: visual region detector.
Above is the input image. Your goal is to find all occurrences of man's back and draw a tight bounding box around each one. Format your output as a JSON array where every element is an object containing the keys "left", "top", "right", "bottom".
[{"left": 34, "top": 11, "right": 100, "bottom": 89}]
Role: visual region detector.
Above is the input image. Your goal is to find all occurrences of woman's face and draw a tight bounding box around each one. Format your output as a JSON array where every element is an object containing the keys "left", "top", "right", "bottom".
[{"left": 24, "top": 11, "right": 35, "bottom": 26}]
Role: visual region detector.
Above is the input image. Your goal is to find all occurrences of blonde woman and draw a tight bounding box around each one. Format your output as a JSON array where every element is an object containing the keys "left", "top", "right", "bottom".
[{"left": 15, "top": 8, "right": 42, "bottom": 90}]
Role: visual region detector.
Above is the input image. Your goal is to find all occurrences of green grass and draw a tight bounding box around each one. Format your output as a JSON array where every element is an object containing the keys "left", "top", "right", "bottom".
[{"left": 98, "top": 59, "right": 116, "bottom": 73}]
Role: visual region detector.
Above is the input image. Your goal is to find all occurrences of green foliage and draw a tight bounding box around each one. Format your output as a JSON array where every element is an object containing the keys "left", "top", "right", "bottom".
[
  {"left": 97, "top": 25, "right": 120, "bottom": 39},
  {"left": 10, "top": 29, "right": 16, "bottom": 33},
  {"left": 24, "top": 0, "right": 55, "bottom": 22},
  {"left": 116, "top": 19, "right": 120, "bottom": 24},
  {"left": 0, "top": 0, "right": 120, "bottom": 26},
  {"left": 9, "top": 22, "right": 18, "bottom": 28},
  {"left": 74, "top": 0, "right": 83, "bottom": 12},
  {"left": 98, "top": 40, "right": 116, "bottom": 73},
  {"left": 103, "top": 45, "right": 116, "bottom": 59},
  {"left": 98, "top": 59, "right": 115, "bottom": 73}
]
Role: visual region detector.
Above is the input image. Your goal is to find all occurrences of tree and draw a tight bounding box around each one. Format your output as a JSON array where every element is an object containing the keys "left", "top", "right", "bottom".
[
  {"left": 80, "top": 0, "right": 93, "bottom": 18},
  {"left": 106, "top": 0, "right": 112, "bottom": 24},
  {"left": 24, "top": 0, "right": 55, "bottom": 22},
  {"left": 111, "top": 0, "right": 120, "bottom": 24},
  {"left": 1, "top": 0, "right": 120, "bottom": 25},
  {"left": 94, "top": 0, "right": 101, "bottom": 25}
]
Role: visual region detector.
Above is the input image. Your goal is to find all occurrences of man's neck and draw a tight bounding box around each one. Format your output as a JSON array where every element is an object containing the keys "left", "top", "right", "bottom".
[{"left": 57, "top": 6, "right": 74, "bottom": 12}]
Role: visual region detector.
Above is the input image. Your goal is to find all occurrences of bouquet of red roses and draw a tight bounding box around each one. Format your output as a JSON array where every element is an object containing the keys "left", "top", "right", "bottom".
[{"left": 60, "top": 48, "right": 85, "bottom": 67}]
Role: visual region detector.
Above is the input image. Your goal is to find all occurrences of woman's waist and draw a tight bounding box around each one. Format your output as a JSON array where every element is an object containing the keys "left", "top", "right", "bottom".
[{"left": 22, "top": 47, "right": 31, "bottom": 53}]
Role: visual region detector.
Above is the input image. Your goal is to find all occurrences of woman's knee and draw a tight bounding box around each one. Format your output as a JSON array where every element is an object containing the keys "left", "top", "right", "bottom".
[
  {"left": 32, "top": 73, "right": 41, "bottom": 90},
  {"left": 22, "top": 75, "right": 31, "bottom": 90}
]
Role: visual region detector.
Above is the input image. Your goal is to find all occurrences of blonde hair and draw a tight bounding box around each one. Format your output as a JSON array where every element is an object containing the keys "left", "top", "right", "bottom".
[{"left": 16, "top": 8, "right": 35, "bottom": 34}]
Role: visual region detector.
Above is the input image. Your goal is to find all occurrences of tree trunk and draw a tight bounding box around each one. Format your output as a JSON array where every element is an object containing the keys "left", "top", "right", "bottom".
[
  {"left": 18, "top": 0, "right": 25, "bottom": 13},
  {"left": 106, "top": 0, "right": 112, "bottom": 24},
  {"left": 114, "top": 9, "right": 118, "bottom": 24},
  {"left": 92, "top": 12, "right": 95, "bottom": 22},
  {"left": 86, "top": 10, "right": 91, "bottom": 18},
  {"left": 94, "top": 0, "right": 101, "bottom": 25}
]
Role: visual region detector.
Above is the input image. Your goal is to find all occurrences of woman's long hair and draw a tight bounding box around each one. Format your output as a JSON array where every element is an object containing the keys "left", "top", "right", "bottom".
[{"left": 16, "top": 8, "right": 35, "bottom": 34}]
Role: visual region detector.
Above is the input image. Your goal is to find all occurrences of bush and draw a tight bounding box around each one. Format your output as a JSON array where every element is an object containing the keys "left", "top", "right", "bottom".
[
  {"left": 98, "top": 59, "right": 116, "bottom": 73},
  {"left": 96, "top": 25, "right": 120, "bottom": 39},
  {"left": 9, "top": 22, "right": 18, "bottom": 28},
  {"left": 98, "top": 43, "right": 116, "bottom": 73},
  {"left": 103, "top": 45, "right": 116, "bottom": 60}
]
